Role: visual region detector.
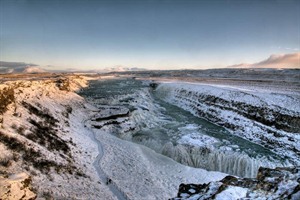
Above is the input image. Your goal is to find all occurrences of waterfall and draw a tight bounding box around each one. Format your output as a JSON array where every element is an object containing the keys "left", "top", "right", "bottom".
[{"left": 161, "top": 142, "right": 283, "bottom": 178}]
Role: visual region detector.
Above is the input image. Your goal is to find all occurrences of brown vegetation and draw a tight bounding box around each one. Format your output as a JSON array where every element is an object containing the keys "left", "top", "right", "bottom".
[{"left": 0, "top": 86, "right": 15, "bottom": 114}]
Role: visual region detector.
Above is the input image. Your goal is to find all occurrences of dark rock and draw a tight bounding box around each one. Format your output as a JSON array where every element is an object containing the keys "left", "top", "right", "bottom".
[
  {"left": 171, "top": 166, "right": 300, "bottom": 200},
  {"left": 149, "top": 82, "right": 159, "bottom": 89},
  {"left": 94, "top": 111, "right": 129, "bottom": 121}
]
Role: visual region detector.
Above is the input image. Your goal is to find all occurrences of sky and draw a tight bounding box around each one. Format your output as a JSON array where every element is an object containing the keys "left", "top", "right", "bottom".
[{"left": 0, "top": 0, "right": 299, "bottom": 71}]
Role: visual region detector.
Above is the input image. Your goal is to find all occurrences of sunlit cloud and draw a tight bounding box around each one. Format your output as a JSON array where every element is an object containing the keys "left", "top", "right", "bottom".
[
  {"left": 228, "top": 53, "right": 300, "bottom": 69},
  {"left": 253, "top": 53, "right": 300, "bottom": 68}
]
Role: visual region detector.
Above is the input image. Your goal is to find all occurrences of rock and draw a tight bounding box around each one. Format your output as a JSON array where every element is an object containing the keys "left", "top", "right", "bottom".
[
  {"left": 171, "top": 166, "right": 300, "bottom": 200},
  {"left": 91, "top": 106, "right": 129, "bottom": 121},
  {"left": 0, "top": 172, "right": 36, "bottom": 200},
  {"left": 149, "top": 82, "right": 159, "bottom": 89}
]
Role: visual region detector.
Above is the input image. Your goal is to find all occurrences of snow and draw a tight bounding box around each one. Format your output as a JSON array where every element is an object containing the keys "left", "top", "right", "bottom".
[
  {"left": 22, "top": 66, "right": 47, "bottom": 73},
  {"left": 157, "top": 82, "right": 300, "bottom": 113},
  {"left": 0, "top": 76, "right": 116, "bottom": 199},
  {"left": 176, "top": 124, "right": 219, "bottom": 148},
  {"left": 91, "top": 128, "right": 227, "bottom": 200},
  {"left": 215, "top": 186, "right": 248, "bottom": 200},
  {"left": 178, "top": 131, "right": 219, "bottom": 147},
  {"left": 188, "top": 189, "right": 196, "bottom": 193}
]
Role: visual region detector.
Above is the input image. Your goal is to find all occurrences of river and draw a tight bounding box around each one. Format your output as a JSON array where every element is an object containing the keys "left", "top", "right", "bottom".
[{"left": 79, "top": 78, "right": 286, "bottom": 178}]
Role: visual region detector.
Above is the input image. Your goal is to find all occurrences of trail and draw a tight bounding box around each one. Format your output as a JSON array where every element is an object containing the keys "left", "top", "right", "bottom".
[{"left": 84, "top": 119, "right": 128, "bottom": 200}]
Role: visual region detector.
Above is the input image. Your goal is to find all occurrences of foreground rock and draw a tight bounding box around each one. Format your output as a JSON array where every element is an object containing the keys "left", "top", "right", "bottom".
[
  {"left": 172, "top": 166, "right": 300, "bottom": 200},
  {"left": 0, "top": 173, "right": 36, "bottom": 200}
]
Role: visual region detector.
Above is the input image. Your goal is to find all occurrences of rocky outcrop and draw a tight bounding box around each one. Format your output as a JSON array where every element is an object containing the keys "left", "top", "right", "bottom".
[
  {"left": 91, "top": 106, "right": 130, "bottom": 121},
  {"left": 172, "top": 166, "right": 300, "bottom": 200},
  {"left": 0, "top": 173, "right": 36, "bottom": 200},
  {"left": 176, "top": 92, "right": 300, "bottom": 133}
]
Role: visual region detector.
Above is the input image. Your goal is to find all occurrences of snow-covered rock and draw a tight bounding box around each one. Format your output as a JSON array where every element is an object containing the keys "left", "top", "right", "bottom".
[
  {"left": 172, "top": 166, "right": 300, "bottom": 200},
  {"left": 0, "top": 172, "right": 36, "bottom": 200}
]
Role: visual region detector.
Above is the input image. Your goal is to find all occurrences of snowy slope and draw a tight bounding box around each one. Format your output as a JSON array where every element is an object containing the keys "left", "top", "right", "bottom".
[{"left": 0, "top": 76, "right": 116, "bottom": 199}]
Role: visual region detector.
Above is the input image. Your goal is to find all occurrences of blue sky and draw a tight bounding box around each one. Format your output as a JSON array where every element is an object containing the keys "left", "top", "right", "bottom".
[{"left": 1, "top": 0, "right": 299, "bottom": 70}]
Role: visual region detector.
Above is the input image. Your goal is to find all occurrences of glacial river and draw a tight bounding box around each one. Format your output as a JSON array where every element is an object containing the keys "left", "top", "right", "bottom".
[{"left": 79, "top": 78, "right": 286, "bottom": 178}]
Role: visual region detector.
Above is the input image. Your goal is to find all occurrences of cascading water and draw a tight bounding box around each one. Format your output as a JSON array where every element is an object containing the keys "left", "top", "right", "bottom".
[{"left": 79, "top": 78, "right": 288, "bottom": 178}]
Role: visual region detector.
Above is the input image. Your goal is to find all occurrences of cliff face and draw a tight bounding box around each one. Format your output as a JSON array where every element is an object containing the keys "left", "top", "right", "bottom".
[
  {"left": 172, "top": 166, "right": 300, "bottom": 200},
  {"left": 156, "top": 83, "right": 300, "bottom": 165},
  {"left": 0, "top": 75, "right": 113, "bottom": 199}
]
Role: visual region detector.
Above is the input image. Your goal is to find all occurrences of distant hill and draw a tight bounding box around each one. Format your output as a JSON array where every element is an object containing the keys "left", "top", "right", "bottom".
[
  {"left": 101, "top": 66, "right": 147, "bottom": 73},
  {"left": 0, "top": 61, "right": 48, "bottom": 74},
  {"left": 0, "top": 66, "right": 47, "bottom": 74},
  {"left": 21, "top": 66, "right": 47, "bottom": 73}
]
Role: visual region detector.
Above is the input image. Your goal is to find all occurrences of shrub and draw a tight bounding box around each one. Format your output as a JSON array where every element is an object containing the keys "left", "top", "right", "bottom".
[
  {"left": 0, "top": 131, "right": 62, "bottom": 173},
  {"left": 56, "top": 78, "right": 71, "bottom": 91},
  {"left": 22, "top": 102, "right": 58, "bottom": 126},
  {"left": 0, "top": 87, "right": 15, "bottom": 114},
  {"left": 16, "top": 126, "right": 26, "bottom": 134},
  {"left": 27, "top": 118, "right": 70, "bottom": 154},
  {"left": 0, "top": 157, "right": 12, "bottom": 167},
  {"left": 11, "top": 124, "right": 17, "bottom": 130},
  {"left": 62, "top": 105, "right": 73, "bottom": 118}
]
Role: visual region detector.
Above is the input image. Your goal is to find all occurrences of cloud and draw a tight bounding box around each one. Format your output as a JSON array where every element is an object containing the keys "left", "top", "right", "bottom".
[
  {"left": 229, "top": 53, "right": 300, "bottom": 69},
  {"left": 272, "top": 46, "right": 299, "bottom": 52},
  {"left": 253, "top": 53, "right": 300, "bottom": 68}
]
